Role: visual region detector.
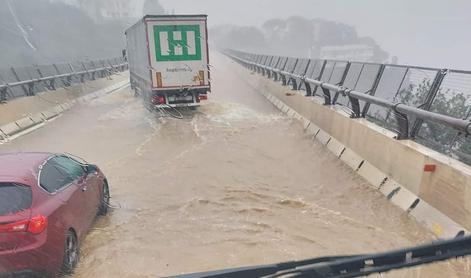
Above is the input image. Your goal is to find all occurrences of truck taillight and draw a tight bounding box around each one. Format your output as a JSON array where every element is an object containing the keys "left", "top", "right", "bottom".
[
  {"left": 152, "top": 95, "right": 166, "bottom": 105},
  {"left": 0, "top": 215, "right": 47, "bottom": 234},
  {"left": 199, "top": 94, "right": 208, "bottom": 101},
  {"left": 198, "top": 70, "right": 204, "bottom": 86},
  {"left": 156, "top": 72, "right": 163, "bottom": 88}
]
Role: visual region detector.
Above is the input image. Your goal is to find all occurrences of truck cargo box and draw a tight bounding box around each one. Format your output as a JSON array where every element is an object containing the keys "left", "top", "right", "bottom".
[{"left": 125, "top": 15, "right": 210, "bottom": 108}]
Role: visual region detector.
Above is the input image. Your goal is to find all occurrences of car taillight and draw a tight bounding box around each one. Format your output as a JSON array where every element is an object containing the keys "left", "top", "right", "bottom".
[
  {"left": 0, "top": 215, "right": 47, "bottom": 234},
  {"left": 28, "top": 215, "right": 48, "bottom": 234},
  {"left": 0, "top": 219, "right": 29, "bottom": 233}
]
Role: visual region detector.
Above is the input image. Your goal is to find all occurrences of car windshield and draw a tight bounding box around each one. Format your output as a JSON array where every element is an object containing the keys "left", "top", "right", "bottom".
[
  {"left": 0, "top": 183, "right": 32, "bottom": 216},
  {"left": 1, "top": 1, "right": 471, "bottom": 277}
]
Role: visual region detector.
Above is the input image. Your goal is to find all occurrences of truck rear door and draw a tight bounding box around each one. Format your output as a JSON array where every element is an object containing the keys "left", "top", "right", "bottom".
[{"left": 146, "top": 16, "right": 209, "bottom": 90}]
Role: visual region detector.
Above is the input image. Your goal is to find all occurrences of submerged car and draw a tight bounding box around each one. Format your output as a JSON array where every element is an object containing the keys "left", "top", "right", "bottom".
[{"left": 0, "top": 152, "right": 110, "bottom": 277}]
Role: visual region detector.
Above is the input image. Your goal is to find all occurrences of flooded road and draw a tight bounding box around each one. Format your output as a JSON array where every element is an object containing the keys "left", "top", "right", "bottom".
[{"left": 1, "top": 53, "right": 469, "bottom": 277}]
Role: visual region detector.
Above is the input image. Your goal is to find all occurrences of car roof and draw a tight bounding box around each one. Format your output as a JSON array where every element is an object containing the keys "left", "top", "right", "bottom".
[{"left": 0, "top": 152, "right": 55, "bottom": 185}]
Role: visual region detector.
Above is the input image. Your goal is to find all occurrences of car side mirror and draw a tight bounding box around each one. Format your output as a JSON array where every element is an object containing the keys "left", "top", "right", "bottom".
[{"left": 86, "top": 164, "right": 98, "bottom": 174}]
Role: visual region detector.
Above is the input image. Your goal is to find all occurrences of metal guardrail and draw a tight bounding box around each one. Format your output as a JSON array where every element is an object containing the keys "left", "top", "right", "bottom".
[
  {"left": 0, "top": 57, "right": 128, "bottom": 103},
  {"left": 226, "top": 50, "right": 471, "bottom": 164}
]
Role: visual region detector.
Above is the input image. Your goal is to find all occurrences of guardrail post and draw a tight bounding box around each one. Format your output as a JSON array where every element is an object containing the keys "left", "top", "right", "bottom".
[
  {"left": 98, "top": 60, "right": 105, "bottom": 78},
  {"left": 53, "top": 63, "right": 70, "bottom": 87},
  {"left": 333, "top": 62, "right": 351, "bottom": 104},
  {"left": 393, "top": 107, "right": 410, "bottom": 140},
  {"left": 291, "top": 78, "right": 298, "bottom": 90},
  {"left": 90, "top": 61, "right": 98, "bottom": 80},
  {"left": 346, "top": 90, "right": 361, "bottom": 118},
  {"left": 38, "top": 68, "right": 55, "bottom": 91},
  {"left": 0, "top": 87, "right": 7, "bottom": 103},
  {"left": 281, "top": 73, "right": 286, "bottom": 85},
  {"left": 322, "top": 86, "right": 332, "bottom": 105},
  {"left": 10, "top": 67, "right": 28, "bottom": 96},
  {"left": 81, "top": 62, "right": 89, "bottom": 81},
  {"left": 107, "top": 60, "right": 114, "bottom": 74},
  {"left": 35, "top": 66, "right": 46, "bottom": 91},
  {"left": 361, "top": 65, "right": 385, "bottom": 117},
  {"left": 52, "top": 64, "right": 61, "bottom": 75},
  {"left": 273, "top": 70, "right": 279, "bottom": 82},
  {"left": 36, "top": 67, "right": 44, "bottom": 79},
  {"left": 107, "top": 59, "right": 114, "bottom": 74},
  {"left": 49, "top": 79, "right": 56, "bottom": 91},
  {"left": 28, "top": 82, "right": 35, "bottom": 96},
  {"left": 309, "top": 60, "right": 326, "bottom": 97},
  {"left": 410, "top": 69, "right": 448, "bottom": 138},
  {"left": 67, "top": 63, "right": 75, "bottom": 85},
  {"left": 303, "top": 79, "right": 312, "bottom": 97}
]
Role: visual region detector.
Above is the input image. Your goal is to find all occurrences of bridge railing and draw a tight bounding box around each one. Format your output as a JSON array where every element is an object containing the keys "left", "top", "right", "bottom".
[
  {"left": 226, "top": 50, "right": 471, "bottom": 165},
  {"left": 0, "top": 57, "right": 128, "bottom": 103}
]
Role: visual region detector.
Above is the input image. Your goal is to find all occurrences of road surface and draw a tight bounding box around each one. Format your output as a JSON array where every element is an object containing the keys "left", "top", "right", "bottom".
[{"left": 0, "top": 53, "right": 468, "bottom": 277}]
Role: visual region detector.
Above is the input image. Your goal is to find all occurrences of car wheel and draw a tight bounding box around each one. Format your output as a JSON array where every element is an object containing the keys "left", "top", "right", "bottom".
[
  {"left": 98, "top": 181, "right": 110, "bottom": 216},
  {"left": 61, "top": 230, "right": 79, "bottom": 275}
]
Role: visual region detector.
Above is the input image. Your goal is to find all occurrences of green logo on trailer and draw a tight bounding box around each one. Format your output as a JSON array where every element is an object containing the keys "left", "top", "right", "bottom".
[{"left": 154, "top": 25, "right": 202, "bottom": 61}]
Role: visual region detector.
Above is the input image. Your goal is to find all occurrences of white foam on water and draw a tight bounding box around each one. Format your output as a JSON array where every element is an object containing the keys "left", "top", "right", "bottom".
[{"left": 205, "top": 102, "right": 284, "bottom": 126}]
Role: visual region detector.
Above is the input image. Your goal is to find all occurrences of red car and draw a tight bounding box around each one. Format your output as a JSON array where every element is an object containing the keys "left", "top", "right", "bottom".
[{"left": 0, "top": 153, "right": 110, "bottom": 277}]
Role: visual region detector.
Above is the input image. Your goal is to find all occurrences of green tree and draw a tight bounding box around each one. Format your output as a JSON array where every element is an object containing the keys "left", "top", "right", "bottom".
[{"left": 395, "top": 78, "right": 471, "bottom": 163}]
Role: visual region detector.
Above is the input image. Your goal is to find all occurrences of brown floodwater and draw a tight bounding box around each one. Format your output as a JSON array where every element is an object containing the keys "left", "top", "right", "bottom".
[{"left": 1, "top": 53, "right": 469, "bottom": 277}]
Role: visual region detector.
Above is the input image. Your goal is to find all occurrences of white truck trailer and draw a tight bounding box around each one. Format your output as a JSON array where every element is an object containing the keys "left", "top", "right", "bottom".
[{"left": 125, "top": 15, "right": 210, "bottom": 108}]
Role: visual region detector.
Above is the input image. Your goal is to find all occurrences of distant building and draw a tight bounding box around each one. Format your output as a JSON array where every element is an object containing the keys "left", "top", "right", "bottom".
[{"left": 319, "top": 44, "right": 375, "bottom": 62}]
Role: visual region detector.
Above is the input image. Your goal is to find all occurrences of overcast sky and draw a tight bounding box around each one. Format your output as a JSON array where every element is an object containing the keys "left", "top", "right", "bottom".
[{"left": 159, "top": 0, "right": 471, "bottom": 70}]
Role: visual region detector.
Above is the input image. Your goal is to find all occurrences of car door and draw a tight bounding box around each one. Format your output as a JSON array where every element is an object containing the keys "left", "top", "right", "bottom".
[
  {"left": 39, "top": 157, "right": 90, "bottom": 239},
  {"left": 55, "top": 156, "right": 100, "bottom": 229},
  {"left": 82, "top": 165, "right": 101, "bottom": 218}
]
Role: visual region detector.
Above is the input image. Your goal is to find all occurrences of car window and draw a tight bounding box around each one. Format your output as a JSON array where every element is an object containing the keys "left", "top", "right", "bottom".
[
  {"left": 54, "top": 156, "right": 86, "bottom": 180},
  {"left": 0, "top": 183, "right": 32, "bottom": 216},
  {"left": 39, "top": 158, "right": 75, "bottom": 193}
]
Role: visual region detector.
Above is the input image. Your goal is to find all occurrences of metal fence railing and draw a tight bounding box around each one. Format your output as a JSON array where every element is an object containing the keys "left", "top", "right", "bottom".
[
  {"left": 0, "top": 57, "right": 128, "bottom": 103},
  {"left": 225, "top": 49, "right": 471, "bottom": 165}
]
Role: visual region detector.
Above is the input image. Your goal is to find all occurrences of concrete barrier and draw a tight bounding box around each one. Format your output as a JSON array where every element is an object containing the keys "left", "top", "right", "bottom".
[
  {"left": 60, "top": 102, "right": 71, "bottom": 111},
  {"left": 0, "top": 73, "right": 130, "bottom": 142},
  {"left": 326, "top": 137, "right": 345, "bottom": 158},
  {"left": 340, "top": 148, "right": 364, "bottom": 171},
  {"left": 410, "top": 200, "right": 465, "bottom": 238},
  {"left": 0, "top": 122, "right": 20, "bottom": 137},
  {"left": 387, "top": 182, "right": 419, "bottom": 211},
  {"left": 15, "top": 117, "right": 35, "bottom": 130},
  {"left": 30, "top": 113, "right": 45, "bottom": 124},
  {"left": 53, "top": 105, "right": 64, "bottom": 114},
  {"left": 357, "top": 161, "right": 387, "bottom": 189},
  {"left": 302, "top": 118, "right": 311, "bottom": 130},
  {"left": 41, "top": 109, "right": 59, "bottom": 120},
  {"left": 306, "top": 123, "right": 320, "bottom": 137},
  {"left": 0, "top": 73, "right": 129, "bottom": 126},
  {"left": 243, "top": 68, "right": 471, "bottom": 237},
  {"left": 315, "top": 129, "right": 331, "bottom": 146}
]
